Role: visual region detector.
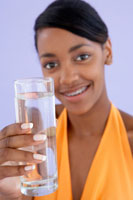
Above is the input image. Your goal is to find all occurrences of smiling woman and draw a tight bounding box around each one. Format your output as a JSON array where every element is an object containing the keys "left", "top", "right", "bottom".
[
  {"left": 33, "top": 0, "right": 133, "bottom": 199},
  {"left": 0, "top": 0, "right": 133, "bottom": 200},
  {"left": 37, "top": 27, "right": 111, "bottom": 115}
]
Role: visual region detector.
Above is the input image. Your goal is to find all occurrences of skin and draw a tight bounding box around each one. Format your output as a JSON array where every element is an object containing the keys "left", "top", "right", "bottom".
[
  {"left": 0, "top": 28, "right": 132, "bottom": 200},
  {"left": 37, "top": 28, "right": 133, "bottom": 200}
]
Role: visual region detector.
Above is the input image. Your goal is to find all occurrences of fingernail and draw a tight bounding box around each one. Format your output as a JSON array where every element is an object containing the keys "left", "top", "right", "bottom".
[
  {"left": 24, "top": 165, "right": 35, "bottom": 171},
  {"left": 21, "top": 123, "right": 33, "bottom": 129},
  {"left": 33, "top": 154, "right": 46, "bottom": 161},
  {"left": 33, "top": 134, "right": 47, "bottom": 141}
]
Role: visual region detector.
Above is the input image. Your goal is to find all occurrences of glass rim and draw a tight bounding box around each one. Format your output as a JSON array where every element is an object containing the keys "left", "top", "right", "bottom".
[{"left": 14, "top": 77, "right": 53, "bottom": 85}]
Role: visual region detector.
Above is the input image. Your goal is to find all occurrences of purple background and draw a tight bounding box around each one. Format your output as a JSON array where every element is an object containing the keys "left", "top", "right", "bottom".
[{"left": 0, "top": 0, "right": 133, "bottom": 128}]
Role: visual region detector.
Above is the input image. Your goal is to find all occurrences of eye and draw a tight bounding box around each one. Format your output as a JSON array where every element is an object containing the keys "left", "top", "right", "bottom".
[
  {"left": 43, "top": 62, "right": 58, "bottom": 70},
  {"left": 76, "top": 54, "right": 90, "bottom": 61}
]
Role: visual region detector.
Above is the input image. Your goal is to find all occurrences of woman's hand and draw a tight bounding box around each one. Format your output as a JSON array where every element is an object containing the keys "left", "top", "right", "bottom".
[
  {"left": 0, "top": 123, "right": 46, "bottom": 200},
  {"left": 0, "top": 176, "right": 22, "bottom": 200}
]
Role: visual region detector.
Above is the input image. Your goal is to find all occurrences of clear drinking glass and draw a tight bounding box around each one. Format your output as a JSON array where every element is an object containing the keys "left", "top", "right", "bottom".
[{"left": 14, "top": 77, "right": 58, "bottom": 196}]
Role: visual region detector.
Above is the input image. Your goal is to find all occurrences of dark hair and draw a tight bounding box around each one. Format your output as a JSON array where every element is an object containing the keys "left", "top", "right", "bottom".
[{"left": 34, "top": 0, "right": 109, "bottom": 50}]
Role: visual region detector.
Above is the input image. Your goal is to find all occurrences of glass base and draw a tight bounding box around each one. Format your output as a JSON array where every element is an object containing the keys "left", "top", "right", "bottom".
[{"left": 21, "top": 178, "right": 58, "bottom": 196}]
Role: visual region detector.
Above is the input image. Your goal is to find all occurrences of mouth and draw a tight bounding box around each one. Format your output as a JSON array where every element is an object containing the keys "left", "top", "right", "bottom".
[
  {"left": 59, "top": 83, "right": 92, "bottom": 102},
  {"left": 64, "top": 86, "right": 88, "bottom": 97}
]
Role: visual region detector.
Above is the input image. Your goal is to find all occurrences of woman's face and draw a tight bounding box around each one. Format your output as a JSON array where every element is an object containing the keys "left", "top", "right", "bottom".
[{"left": 37, "top": 28, "right": 112, "bottom": 115}]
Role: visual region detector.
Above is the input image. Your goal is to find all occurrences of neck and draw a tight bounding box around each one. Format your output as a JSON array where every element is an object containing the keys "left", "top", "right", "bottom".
[{"left": 67, "top": 92, "right": 111, "bottom": 138}]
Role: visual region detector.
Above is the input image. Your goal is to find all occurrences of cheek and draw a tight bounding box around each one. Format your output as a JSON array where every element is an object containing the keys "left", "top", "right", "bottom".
[
  {"left": 93, "top": 69, "right": 105, "bottom": 90},
  {"left": 41, "top": 67, "right": 50, "bottom": 78},
  {"left": 42, "top": 71, "right": 60, "bottom": 96},
  {"left": 41, "top": 68, "right": 59, "bottom": 94},
  {"left": 41, "top": 67, "right": 56, "bottom": 80},
  {"left": 93, "top": 68, "right": 105, "bottom": 98},
  {"left": 90, "top": 57, "right": 105, "bottom": 80},
  {"left": 80, "top": 64, "right": 104, "bottom": 82},
  {"left": 53, "top": 80, "right": 59, "bottom": 95}
]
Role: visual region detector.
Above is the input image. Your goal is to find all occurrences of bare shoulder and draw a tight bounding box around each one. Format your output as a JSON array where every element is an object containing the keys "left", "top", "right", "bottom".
[
  {"left": 56, "top": 104, "right": 64, "bottom": 118},
  {"left": 119, "top": 109, "right": 133, "bottom": 132},
  {"left": 119, "top": 109, "right": 133, "bottom": 154}
]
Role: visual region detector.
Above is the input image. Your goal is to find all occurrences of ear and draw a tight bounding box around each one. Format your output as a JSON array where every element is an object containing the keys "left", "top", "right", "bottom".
[{"left": 103, "top": 38, "right": 113, "bottom": 65}]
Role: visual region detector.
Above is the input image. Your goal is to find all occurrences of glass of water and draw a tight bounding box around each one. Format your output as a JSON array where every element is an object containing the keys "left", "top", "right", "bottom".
[{"left": 14, "top": 77, "right": 58, "bottom": 196}]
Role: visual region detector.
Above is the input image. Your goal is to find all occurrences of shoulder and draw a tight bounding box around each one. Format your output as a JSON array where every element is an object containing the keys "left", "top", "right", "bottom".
[
  {"left": 119, "top": 109, "right": 133, "bottom": 154},
  {"left": 119, "top": 109, "right": 133, "bottom": 132},
  {"left": 56, "top": 104, "right": 64, "bottom": 118}
]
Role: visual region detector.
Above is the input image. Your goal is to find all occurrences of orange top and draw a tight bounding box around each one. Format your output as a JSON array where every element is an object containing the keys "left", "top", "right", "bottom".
[{"left": 34, "top": 104, "right": 133, "bottom": 200}]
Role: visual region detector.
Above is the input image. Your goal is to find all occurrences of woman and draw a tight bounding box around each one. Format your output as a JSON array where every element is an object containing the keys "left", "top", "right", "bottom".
[{"left": 0, "top": 0, "right": 133, "bottom": 199}]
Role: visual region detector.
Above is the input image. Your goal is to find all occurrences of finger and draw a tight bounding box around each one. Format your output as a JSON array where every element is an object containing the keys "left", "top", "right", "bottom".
[
  {"left": 0, "top": 148, "right": 46, "bottom": 164},
  {"left": 0, "top": 165, "right": 35, "bottom": 180},
  {"left": 0, "top": 134, "right": 47, "bottom": 149},
  {"left": 38, "top": 127, "right": 56, "bottom": 137},
  {"left": 0, "top": 123, "right": 33, "bottom": 140}
]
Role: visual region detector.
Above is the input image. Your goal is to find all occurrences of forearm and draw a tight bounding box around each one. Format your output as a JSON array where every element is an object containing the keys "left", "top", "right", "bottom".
[{"left": 22, "top": 195, "right": 33, "bottom": 200}]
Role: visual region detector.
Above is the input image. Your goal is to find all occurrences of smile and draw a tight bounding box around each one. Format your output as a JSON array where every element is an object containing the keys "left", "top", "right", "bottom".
[{"left": 64, "top": 86, "right": 88, "bottom": 97}]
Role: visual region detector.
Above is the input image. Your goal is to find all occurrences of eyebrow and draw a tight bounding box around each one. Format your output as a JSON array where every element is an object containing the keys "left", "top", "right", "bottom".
[
  {"left": 40, "top": 53, "right": 56, "bottom": 58},
  {"left": 69, "top": 44, "right": 91, "bottom": 53},
  {"left": 39, "top": 43, "right": 91, "bottom": 58}
]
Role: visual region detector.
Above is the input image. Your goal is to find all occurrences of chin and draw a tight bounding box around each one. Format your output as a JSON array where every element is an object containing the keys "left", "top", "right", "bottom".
[
  {"left": 65, "top": 103, "right": 95, "bottom": 116},
  {"left": 56, "top": 91, "right": 102, "bottom": 116}
]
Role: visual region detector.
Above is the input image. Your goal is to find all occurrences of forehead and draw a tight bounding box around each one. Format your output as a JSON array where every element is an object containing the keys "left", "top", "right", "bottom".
[
  {"left": 37, "top": 28, "right": 97, "bottom": 51},
  {"left": 37, "top": 27, "right": 89, "bottom": 41}
]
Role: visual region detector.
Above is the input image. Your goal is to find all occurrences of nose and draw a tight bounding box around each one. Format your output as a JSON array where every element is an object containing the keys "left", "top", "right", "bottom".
[{"left": 59, "top": 63, "right": 79, "bottom": 86}]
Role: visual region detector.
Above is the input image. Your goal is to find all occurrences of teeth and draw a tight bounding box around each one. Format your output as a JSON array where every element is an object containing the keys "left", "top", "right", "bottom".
[{"left": 65, "top": 86, "right": 87, "bottom": 97}]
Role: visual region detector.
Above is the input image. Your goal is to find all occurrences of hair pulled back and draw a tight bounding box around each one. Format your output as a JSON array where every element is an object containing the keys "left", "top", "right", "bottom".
[{"left": 34, "top": 0, "right": 109, "bottom": 50}]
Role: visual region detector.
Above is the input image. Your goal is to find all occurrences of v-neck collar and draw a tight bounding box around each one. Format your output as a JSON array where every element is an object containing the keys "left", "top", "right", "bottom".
[
  {"left": 80, "top": 105, "right": 113, "bottom": 199},
  {"left": 56, "top": 104, "right": 133, "bottom": 200},
  {"left": 59, "top": 104, "right": 113, "bottom": 200}
]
